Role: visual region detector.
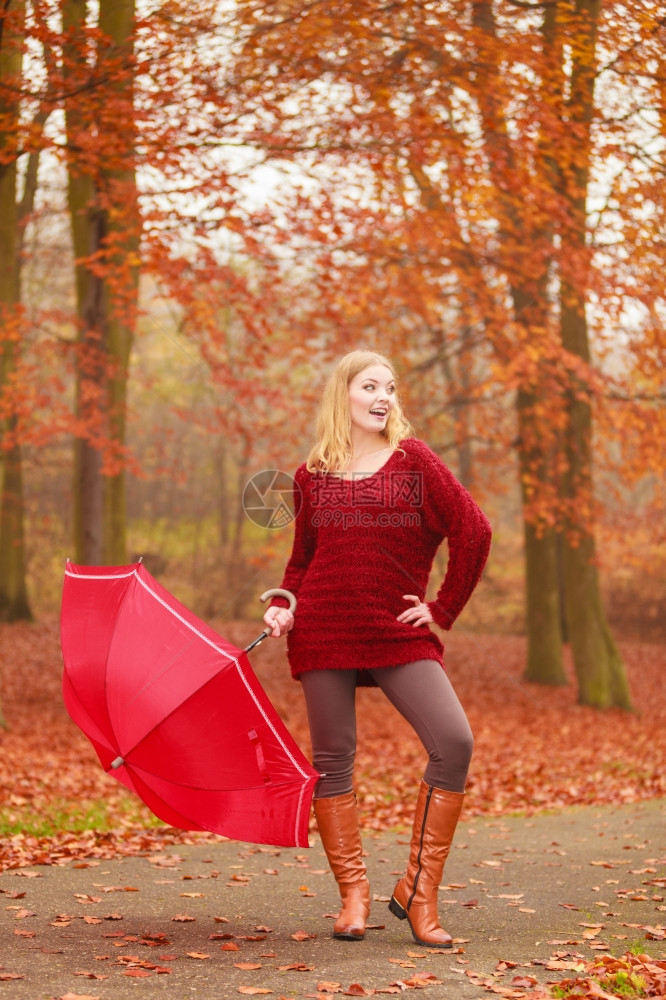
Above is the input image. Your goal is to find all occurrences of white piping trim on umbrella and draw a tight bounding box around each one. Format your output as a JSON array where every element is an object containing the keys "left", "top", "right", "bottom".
[
  {"left": 65, "top": 569, "right": 136, "bottom": 579},
  {"left": 66, "top": 564, "right": 314, "bottom": 845}
]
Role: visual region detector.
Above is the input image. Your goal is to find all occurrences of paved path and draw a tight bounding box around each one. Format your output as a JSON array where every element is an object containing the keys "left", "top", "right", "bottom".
[{"left": 1, "top": 800, "right": 664, "bottom": 999}]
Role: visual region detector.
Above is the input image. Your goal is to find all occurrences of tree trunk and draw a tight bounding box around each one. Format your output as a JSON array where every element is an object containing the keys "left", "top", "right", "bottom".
[
  {"left": 518, "top": 391, "right": 566, "bottom": 684},
  {"left": 100, "top": 0, "right": 138, "bottom": 565},
  {"left": 471, "top": 0, "right": 567, "bottom": 686},
  {"left": 218, "top": 438, "right": 229, "bottom": 546},
  {"left": 0, "top": 0, "right": 32, "bottom": 626},
  {"left": 225, "top": 440, "right": 251, "bottom": 619},
  {"left": 558, "top": 0, "right": 631, "bottom": 710},
  {"left": 63, "top": 0, "right": 103, "bottom": 564},
  {"left": 63, "top": 0, "right": 138, "bottom": 565},
  {"left": 0, "top": 427, "right": 31, "bottom": 622},
  {"left": 72, "top": 207, "right": 107, "bottom": 566},
  {"left": 437, "top": 327, "right": 474, "bottom": 490}
]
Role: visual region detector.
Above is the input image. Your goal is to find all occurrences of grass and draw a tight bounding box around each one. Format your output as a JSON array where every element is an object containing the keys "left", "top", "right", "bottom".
[
  {"left": 0, "top": 796, "right": 164, "bottom": 838},
  {"left": 626, "top": 940, "right": 651, "bottom": 957},
  {"left": 600, "top": 760, "right": 654, "bottom": 781},
  {"left": 608, "top": 971, "right": 647, "bottom": 996},
  {"left": 549, "top": 957, "right": 649, "bottom": 999}
]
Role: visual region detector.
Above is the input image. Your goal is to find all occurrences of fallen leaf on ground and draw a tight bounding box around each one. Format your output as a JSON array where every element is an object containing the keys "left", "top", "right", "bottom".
[
  {"left": 1, "top": 627, "right": 665, "bottom": 874},
  {"left": 511, "top": 975, "right": 538, "bottom": 987}
]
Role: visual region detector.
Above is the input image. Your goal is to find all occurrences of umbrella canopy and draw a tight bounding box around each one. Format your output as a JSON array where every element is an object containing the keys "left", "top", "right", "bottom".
[{"left": 60, "top": 561, "right": 319, "bottom": 848}]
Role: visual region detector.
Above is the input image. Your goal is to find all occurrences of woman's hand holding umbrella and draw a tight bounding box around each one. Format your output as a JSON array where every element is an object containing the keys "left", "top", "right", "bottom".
[{"left": 263, "top": 605, "right": 295, "bottom": 637}]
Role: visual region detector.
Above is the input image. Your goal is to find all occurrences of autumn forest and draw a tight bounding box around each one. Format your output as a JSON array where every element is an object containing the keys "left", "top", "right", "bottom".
[{"left": 0, "top": 0, "right": 665, "bottom": 800}]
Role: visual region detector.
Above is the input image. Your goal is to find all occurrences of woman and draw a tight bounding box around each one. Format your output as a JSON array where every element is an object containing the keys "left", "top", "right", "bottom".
[{"left": 263, "top": 349, "right": 492, "bottom": 948}]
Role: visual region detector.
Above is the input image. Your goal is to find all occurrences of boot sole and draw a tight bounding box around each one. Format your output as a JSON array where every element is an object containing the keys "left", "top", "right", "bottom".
[
  {"left": 333, "top": 930, "right": 365, "bottom": 940},
  {"left": 388, "top": 896, "right": 453, "bottom": 949}
]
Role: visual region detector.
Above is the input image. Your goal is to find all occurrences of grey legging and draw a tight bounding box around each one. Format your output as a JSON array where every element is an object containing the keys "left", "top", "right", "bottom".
[{"left": 300, "top": 659, "right": 473, "bottom": 798}]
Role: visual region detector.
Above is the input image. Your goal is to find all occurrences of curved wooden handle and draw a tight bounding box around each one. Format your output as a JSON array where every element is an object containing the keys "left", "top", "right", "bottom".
[{"left": 259, "top": 588, "right": 297, "bottom": 613}]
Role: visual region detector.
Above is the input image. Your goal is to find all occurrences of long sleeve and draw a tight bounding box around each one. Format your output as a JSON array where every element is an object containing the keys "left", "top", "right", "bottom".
[
  {"left": 269, "top": 465, "right": 317, "bottom": 610},
  {"left": 415, "top": 442, "right": 492, "bottom": 631}
]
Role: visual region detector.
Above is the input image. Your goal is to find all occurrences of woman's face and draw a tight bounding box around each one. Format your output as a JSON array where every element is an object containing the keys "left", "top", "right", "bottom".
[{"left": 347, "top": 364, "right": 396, "bottom": 436}]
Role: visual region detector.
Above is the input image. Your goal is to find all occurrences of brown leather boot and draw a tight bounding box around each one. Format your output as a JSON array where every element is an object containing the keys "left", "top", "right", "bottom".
[
  {"left": 389, "top": 781, "right": 464, "bottom": 947},
  {"left": 314, "top": 792, "right": 371, "bottom": 940}
]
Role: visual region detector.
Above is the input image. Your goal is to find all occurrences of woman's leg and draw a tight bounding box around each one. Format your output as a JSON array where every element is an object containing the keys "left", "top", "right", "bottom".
[
  {"left": 370, "top": 658, "right": 473, "bottom": 792},
  {"left": 371, "top": 660, "right": 472, "bottom": 947},
  {"left": 300, "top": 669, "right": 370, "bottom": 940},
  {"left": 300, "top": 668, "right": 358, "bottom": 798}
]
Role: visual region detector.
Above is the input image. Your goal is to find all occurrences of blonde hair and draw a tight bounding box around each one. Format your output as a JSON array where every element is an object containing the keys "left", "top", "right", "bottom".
[{"left": 306, "top": 350, "right": 414, "bottom": 474}]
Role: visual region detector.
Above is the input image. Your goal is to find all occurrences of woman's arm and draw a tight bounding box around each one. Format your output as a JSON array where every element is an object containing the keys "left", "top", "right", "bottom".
[
  {"left": 416, "top": 442, "right": 492, "bottom": 631},
  {"left": 267, "top": 465, "right": 317, "bottom": 611}
]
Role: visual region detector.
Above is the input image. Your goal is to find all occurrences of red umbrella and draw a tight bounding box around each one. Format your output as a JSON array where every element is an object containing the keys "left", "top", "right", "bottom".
[{"left": 60, "top": 561, "right": 319, "bottom": 848}]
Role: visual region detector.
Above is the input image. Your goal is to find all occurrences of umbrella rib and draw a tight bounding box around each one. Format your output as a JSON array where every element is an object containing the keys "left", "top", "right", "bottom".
[
  {"left": 103, "top": 566, "right": 149, "bottom": 772},
  {"left": 118, "top": 762, "right": 304, "bottom": 793}
]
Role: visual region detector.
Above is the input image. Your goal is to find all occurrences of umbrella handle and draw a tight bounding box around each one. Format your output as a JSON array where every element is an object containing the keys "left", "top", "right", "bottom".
[
  {"left": 259, "top": 588, "right": 297, "bottom": 613},
  {"left": 244, "top": 589, "right": 298, "bottom": 652}
]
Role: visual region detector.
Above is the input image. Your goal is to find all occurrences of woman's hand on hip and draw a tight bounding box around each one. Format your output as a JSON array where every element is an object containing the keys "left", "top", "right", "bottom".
[
  {"left": 397, "top": 594, "right": 434, "bottom": 627},
  {"left": 263, "top": 605, "right": 294, "bottom": 638}
]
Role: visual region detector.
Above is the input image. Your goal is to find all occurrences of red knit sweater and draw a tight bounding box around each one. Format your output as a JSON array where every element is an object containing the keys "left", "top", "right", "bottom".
[{"left": 269, "top": 437, "right": 491, "bottom": 679}]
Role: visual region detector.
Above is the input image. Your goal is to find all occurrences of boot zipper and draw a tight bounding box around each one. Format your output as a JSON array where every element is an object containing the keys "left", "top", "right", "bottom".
[{"left": 406, "top": 785, "right": 433, "bottom": 910}]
